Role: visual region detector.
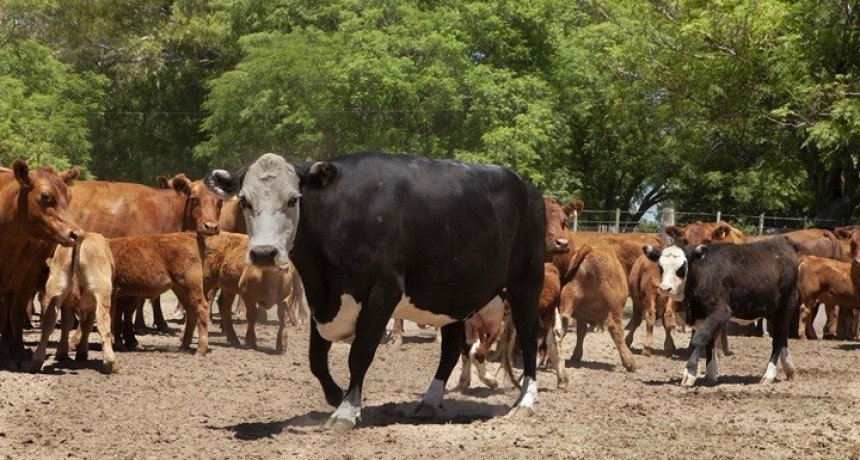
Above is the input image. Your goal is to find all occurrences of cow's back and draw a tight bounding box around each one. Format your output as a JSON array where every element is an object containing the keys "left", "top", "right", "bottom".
[
  {"left": 690, "top": 238, "right": 798, "bottom": 316},
  {"left": 293, "top": 153, "right": 544, "bottom": 318}
]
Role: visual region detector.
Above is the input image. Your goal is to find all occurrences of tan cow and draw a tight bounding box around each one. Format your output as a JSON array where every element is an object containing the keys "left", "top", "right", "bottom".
[
  {"left": 210, "top": 232, "right": 306, "bottom": 353},
  {"left": 625, "top": 254, "right": 678, "bottom": 356},
  {"left": 31, "top": 233, "right": 116, "bottom": 373},
  {"left": 796, "top": 255, "right": 857, "bottom": 340},
  {"left": 0, "top": 160, "right": 82, "bottom": 368}
]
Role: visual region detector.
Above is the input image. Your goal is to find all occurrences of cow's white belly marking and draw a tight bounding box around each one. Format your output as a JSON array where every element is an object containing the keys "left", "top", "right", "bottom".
[
  {"left": 730, "top": 317, "right": 756, "bottom": 326},
  {"left": 316, "top": 294, "right": 362, "bottom": 342},
  {"left": 392, "top": 295, "right": 457, "bottom": 327}
]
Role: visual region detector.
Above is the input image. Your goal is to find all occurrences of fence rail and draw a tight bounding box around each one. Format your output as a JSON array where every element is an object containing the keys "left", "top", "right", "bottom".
[{"left": 569, "top": 208, "right": 848, "bottom": 235}]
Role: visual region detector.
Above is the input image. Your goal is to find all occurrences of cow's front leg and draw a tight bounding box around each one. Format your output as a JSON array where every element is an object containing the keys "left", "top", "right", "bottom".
[
  {"left": 683, "top": 312, "right": 729, "bottom": 387},
  {"left": 309, "top": 322, "right": 342, "bottom": 407},
  {"left": 325, "top": 285, "right": 399, "bottom": 431},
  {"left": 415, "top": 321, "right": 464, "bottom": 417}
]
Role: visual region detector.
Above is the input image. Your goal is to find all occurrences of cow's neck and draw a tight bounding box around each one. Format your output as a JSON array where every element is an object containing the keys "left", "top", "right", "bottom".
[{"left": 0, "top": 181, "right": 31, "bottom": 244}]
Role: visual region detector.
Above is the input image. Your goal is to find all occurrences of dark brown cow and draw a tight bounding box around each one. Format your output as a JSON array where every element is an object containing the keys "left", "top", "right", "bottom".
[
  {"left": 0, "top": 160, "right": 82, "bottom": 368},
  {"left": 625, "top": 254, "right": 678, "bottom": 356},
  {"left": 69, "top": 175, "right": 223, "bottom": 345}
]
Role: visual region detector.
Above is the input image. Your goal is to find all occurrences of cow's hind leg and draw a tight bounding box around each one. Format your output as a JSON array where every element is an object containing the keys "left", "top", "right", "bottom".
[
  {"left": 607, "top": 312, "right": 636, "bottom": 372},
  {"left": 506, "top": 285, "right": 540, "bottom": 417},
  {"left": 416, "top": 321, "right": 465, "bottom": 416},
  {"left": 76, "top": 309, "right": 96, "bottom": 362},
  {"left": 30, "top": 295, "right": 63, "bottom": 373},
  {"left": 95, "top": 293, "right": 117, "bottom": 374},
  {"left": 151, "top": 296, "right": 170, "bottom": 333}
]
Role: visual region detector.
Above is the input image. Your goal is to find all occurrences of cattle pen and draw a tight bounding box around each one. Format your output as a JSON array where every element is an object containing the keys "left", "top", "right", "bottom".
[{"left": 3, "top": 299, "right": 859, "bottom": 458}]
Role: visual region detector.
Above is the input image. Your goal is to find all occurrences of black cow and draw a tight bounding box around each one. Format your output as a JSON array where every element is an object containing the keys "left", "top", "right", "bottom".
[
  {"left": 643, "top": 238, "right": 799, "bottom": 386},
  {"left": 206, "top": 152, "right": 545, "bottom": 431}
]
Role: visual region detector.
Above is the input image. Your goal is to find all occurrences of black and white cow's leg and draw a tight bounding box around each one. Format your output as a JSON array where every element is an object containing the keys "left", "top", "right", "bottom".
[
  {"left": 417, "top": 321, "right": 464, "bottom": 416},
  {"left": 683, "top": 312, "right": 729, "bottom": 387},
  {"left": 763, "top": 306, "right": 795, "bottom": 384},
  {"left": 506, "top": 288, "right": 540, "bottom": 417},
  {"left": 704, "top": 336, "right": 719, "bottom": 384},
  {"left": 324, "top": 282, "right": 400, "bottom": 431},
  {"left": 453, "top": 322, "right": 473, "bottom": 392},
  {"left": 309, "top": 322, "right": 343, "bottom": 407}
]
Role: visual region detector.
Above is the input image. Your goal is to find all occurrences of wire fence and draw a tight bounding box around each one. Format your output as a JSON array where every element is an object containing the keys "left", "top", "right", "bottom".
[{"left": 570, "top": 209, "right": 849, "bottom": 235}]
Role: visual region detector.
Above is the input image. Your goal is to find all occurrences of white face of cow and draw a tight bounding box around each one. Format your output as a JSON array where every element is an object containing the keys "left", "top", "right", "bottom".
[
  {"left": 240, "top": 154, "right": 301, "bottom": 268},
  {"left": 654, "top": 246, "right": 688, "bottom": 302},
  {"left": 207, "top": 153, "right": 301, "bottom": 269}
]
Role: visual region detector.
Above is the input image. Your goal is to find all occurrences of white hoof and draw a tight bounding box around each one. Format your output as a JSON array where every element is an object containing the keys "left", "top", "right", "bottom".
[
  {"left": 505, "top": 405, "right": 536, "bottom": 418},
  {"left": 324, "top": 416, "right": 356, "bottom": 432},
  {"left": 681, "top": 369, "right": 697, "bottom": 387}
]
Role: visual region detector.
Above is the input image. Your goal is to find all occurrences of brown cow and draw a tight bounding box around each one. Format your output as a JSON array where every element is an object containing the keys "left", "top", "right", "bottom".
[
  {"left": 625, "top": 254, "right": 678, "bottom": 356},
  {"left": 108, "top": 232, "right": 228, "bottom": 356},
  {"left": 70, "top": 175, "right": 223, "bottom": 344},
  {"left": 665, "top": 220, "right": 746, "bottom": 245},
  {"left": 796, "top": 255, "right": 857, "bottom": 340},
  {"left": 537, "top": 262, "right": 567, "bottom": 388},
  {"left": 0, "top": 160, "right": 82, "bottom": 368},
  {"left": 210, "top": 232, "right": 306, "bottom": 353},
  {"left": 31, "top": 233, "right": 116, "bottom": 373},
  {"left": 558, "top": 245, "right": 636, "bottom": 372}
]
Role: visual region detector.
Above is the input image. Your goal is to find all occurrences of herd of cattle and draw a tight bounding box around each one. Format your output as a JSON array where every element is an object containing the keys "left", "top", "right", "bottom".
[{"left": 2, "top": 153, "right": 860, "bottom": 432}]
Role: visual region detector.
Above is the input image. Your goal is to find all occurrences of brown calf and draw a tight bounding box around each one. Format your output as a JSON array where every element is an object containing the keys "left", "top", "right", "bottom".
[
  {"left": 625, "top": 254, "right": 678, "bottom": 356},
  {"left": 31, "top": 233, "right": 116, "bottom": 373},
  {"left": 558, "top": 245, "right": 636, "bottom": 372},
  {"left": 109, "top": 232, "right": 226, "bottom": 356},
  {"left": 210, "top": 232, "right": 306, "bottom": 353},
  {"left": 796, "top": 255, "right": 858, "bottom": 340}
]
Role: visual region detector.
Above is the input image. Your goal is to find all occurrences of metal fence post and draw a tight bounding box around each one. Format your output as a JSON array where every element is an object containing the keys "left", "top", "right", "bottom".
[
  {"left": 615, "top": 208, "right": 621, "bottom": 233},
  {"left": 758, "top": 214, "right": 765, "bottom": 235},
  {"left": 716, "top": 211, "right": 721, "bottom": 222},
  {"left": 572, "top": 209, "right": 578, "bottom": 232}
]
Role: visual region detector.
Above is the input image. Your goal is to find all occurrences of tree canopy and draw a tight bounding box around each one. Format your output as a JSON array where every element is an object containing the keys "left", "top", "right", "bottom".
[{"left": 2, "top": 0, "right": 859, "bottom": 224}]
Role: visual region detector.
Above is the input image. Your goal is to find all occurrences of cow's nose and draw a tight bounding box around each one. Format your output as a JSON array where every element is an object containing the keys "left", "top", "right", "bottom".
[
  {"left": 249, "top": 245, "right": 278, "bottom": 266},
  {"left": 203, "top": 222, "right": 219, "bottom": 234},
  {"left": 657, "top": 285, "right": 671, "bottom": 296},
  {"left": 556, "top": 238, "right": 569, "bottom": 250},
  {"left": 69, "top": 229, "right": 83, "bottom": 243}
]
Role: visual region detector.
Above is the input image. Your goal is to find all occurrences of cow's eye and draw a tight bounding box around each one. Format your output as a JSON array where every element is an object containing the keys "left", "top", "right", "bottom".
[
  {"left": 239, "top": 196, "right": 252, "bottom": 211},
  {"left": 676, "top": 263, "right": 687, "bottom": 278},
  {"left": 287, "top": 195, "right": 300, "bottom": 208}
]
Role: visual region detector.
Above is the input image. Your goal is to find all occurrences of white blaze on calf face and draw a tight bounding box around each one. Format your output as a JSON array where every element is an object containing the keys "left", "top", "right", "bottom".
[
  {"left": 657, "top": 246, "right": 688, "bottom": 301},
  {"left": 240, "top": 153, "right": 301, "bottom": 268}
]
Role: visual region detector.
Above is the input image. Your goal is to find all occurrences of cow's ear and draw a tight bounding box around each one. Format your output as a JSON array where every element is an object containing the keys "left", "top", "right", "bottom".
[
  {"left": 300, "top": 161, "right": 338, "bottom": 190},
  {"left": 665, "top": 225, "right": 684, "bottom": 240},
  {"left": 693, "top": 245, "right": 708, "bottom": 259},
  {"left": 12, "top": 159, "right": 31, "bottom": 188},
  {"left": 712, "top": 223, "right": 731, "bottom": 240},
  {"left": 170, "top": 173, "right": 192, "bottom": 195},
  {"left": 156, "top": 175, "right": 169, "bottom": 189},
  {"left": 835, "top": 227, "right": 851, "bottom": 239},
  {"left": 59, "top": 166, "right": 79, "bottom": 185},
  {"left": 562, "top": 198, "right": 584, "bottom": 216},
  {"left": 205, "top": 169, "right": 245, "bottom": 197},
  {"left": 643, "top": 245, "right": 662, "bottom": 262}
]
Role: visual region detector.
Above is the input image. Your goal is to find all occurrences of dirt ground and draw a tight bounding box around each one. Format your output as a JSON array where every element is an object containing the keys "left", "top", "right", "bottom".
[{"left": 2, "top": 299, "right": 860, "bottom": 460}]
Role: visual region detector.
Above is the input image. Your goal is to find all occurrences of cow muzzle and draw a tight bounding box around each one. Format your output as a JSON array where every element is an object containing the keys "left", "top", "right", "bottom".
[
  {"left": 249, "top": 244, "right": 280, "bottom": 267},
  {"left": 200, "top": 221, "right": 220, "bottom": 235}
]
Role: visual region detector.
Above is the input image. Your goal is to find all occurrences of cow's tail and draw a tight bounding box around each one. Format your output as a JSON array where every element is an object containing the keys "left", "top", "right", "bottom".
[
  {"left": 564, "top": 245, "right": 592, "bottom": 283},
  {"left": 498, "top": 313, "right": 522, "bottom": 390}
]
